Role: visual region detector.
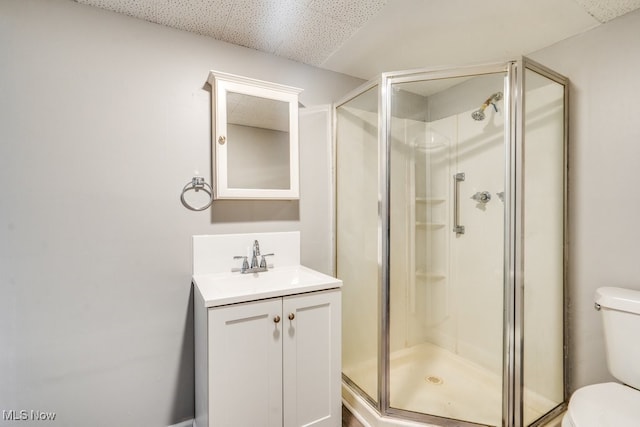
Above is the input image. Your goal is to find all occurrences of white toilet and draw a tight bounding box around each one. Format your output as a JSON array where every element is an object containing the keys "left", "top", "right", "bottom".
[{"left": 562, "top": 287, "right": 640, "bottom": 426}]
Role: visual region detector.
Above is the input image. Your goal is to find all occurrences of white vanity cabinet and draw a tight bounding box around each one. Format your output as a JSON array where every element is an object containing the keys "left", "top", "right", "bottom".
[
  {"left": 207, "top": 289, "right": 340, "bottom": 427},
  {"left": 192, "top": 232, "right": 342, "bottom": 427},
  {"left": 194, "top": 278, "right": 342, "bottom": 427}
]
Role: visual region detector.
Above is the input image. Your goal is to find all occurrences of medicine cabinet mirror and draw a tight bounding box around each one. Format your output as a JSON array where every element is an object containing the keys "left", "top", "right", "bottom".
[{"left": 208, "top": 70, "right": 302, "bottom": 199}]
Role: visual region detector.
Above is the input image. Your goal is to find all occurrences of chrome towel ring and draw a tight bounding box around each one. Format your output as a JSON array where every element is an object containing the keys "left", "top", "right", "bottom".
[{"left": 180, "top": 177, "right": 213, "bottom": 211}]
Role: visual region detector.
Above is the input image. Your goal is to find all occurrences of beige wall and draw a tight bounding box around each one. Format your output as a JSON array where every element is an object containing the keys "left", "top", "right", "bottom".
[
  {"left": 531, "top": 8, "right": 640, "bottom": 391},
  {"left": 0, "top": 1, "right": 362, "bottom": 425}
]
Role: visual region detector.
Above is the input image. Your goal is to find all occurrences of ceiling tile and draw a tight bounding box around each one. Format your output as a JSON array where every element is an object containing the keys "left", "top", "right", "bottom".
[
  {"left": 275, "top": 8, "right": 358, "bottom": 65},
  {"left": 308, "top": 0, "right": 387, "bottom": 26},
  {"left": 320, "top": 0, "right": 604, "bottom": 79},
  {"left": 222, "top": 0, "right": 308, "bottom": 52},
  {"left": 76, "top": 0, "right": 158, "bottom": 21},
  {"left": 155, "top": 0, "right": 234, "bottom": 39},
  {"left": 573, "top": 0, "right": 640, "bottom": 22},
  {"left": 74, "top": 0, "right": 640, "bottom": 79}
]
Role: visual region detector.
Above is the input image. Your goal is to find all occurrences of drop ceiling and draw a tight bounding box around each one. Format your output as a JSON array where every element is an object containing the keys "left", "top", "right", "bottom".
[{"left": 74, "top": 0, "right": 640, "bottom": 80}]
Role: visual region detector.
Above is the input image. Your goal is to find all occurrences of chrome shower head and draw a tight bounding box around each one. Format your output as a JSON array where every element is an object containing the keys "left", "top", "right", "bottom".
[
  {"left": 471, "top": 109, "right": 485, "bottom": 121},
  {"left": 471, "top": 92, "right": 503, "bottom": 121}
]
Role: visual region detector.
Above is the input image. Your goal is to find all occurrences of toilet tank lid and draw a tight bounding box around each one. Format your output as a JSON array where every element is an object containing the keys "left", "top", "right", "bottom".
[{"left": 596, "top": 287, "right": 640, "bottom": 314}]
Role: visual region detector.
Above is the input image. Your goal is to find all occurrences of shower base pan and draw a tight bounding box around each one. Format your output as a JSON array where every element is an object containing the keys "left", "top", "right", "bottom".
[{"left": 342, "top": 342, "right": 557, "bottom": 426}]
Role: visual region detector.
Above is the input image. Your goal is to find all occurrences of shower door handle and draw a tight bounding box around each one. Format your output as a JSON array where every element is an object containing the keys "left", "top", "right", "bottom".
[{"left": 453, "top": 173, "right": 465, "bottom": 234}]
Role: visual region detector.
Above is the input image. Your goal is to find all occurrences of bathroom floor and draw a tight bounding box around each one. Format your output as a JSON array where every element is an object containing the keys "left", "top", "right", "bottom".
[
  {"left": 342, "top": 405, "right": 365, "bottom": 427},
  {"left": 344, "top": 342, "right": 558, "bottom": 426}
]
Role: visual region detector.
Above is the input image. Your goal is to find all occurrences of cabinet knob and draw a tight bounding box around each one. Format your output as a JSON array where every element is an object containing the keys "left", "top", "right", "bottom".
[
  {"left": 273, "top": 315, "right": 281, "bottom": 323},
  {"left": 288, "top": 313, "right": 295, "bottom": 320},
  {"left": 218, "top": 135, "right": 226, "bottom": 145}
]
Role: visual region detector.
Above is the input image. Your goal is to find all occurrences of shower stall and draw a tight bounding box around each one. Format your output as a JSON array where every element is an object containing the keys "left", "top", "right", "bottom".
[{"left": 335, "top": 58, "right": 567, "bottom": 427}]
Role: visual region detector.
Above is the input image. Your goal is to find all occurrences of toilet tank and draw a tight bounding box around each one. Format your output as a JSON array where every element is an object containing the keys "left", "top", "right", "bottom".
[{"left": 596, "top": 287, "right": 640, "bottom": 389}]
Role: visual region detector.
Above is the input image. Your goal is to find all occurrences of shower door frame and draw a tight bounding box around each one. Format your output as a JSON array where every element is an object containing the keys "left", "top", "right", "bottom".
[
  {"left": 336, "top": 57, "right": 569, "bottom": 427},
  {"left": 510, "top": 58, "right": 570, "bottom": 427},
  {"left": 381, "top": 62, "right": 513, "bottom": 427}
]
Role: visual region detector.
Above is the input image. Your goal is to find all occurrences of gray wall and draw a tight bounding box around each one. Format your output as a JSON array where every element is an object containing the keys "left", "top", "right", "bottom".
[
  {"left": 531, "top": 8, "right": 640, "bottom": 392},
  {"left": 0, "top": 0, "right": 362, "bottom": 425}
]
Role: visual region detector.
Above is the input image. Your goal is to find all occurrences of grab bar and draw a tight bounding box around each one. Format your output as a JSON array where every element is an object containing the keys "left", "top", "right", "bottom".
[{"left": 453, "top": 172, "right": 465, "bottom": 234}]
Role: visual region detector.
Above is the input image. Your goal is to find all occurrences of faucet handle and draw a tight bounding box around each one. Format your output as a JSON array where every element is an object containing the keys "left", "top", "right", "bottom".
[
  {"left": 233, "top": 255, "right": 249, "bottom": 271},
  {"left": 259, "top": 253, "right": 274, "bottom": 269}
]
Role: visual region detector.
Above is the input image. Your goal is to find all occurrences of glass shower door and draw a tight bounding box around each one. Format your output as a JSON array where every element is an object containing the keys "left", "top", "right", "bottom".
[
  {"left": 388, "top": 72, "right": 507, "bottom": 426},
  {"left": 521, "top": 65, "right": 567, "bottom": 426},
  {"left": 336, "top": 59, "right": 568, "bottom": 427},
  {"left": 336, "top": 85, "right": 380, "bottom": 404}
]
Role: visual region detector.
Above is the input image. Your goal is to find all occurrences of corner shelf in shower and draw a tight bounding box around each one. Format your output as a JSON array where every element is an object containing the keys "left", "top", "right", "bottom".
[{"left": 406, "top": 124, "right": 452, "bottom": 319}]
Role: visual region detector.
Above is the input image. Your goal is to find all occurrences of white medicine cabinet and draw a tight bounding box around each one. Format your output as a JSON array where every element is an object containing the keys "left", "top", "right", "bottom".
[{"left": 208, "top": 71, "right": 302, "bottom": 200}]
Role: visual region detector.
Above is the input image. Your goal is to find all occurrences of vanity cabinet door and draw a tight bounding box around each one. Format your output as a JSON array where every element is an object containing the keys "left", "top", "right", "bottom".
[
  {"left": 283, "top": 289, "right": 341, "bottom": 427},
  {"left": 209, "top": 298, "right": 283, "bottom": 427}
]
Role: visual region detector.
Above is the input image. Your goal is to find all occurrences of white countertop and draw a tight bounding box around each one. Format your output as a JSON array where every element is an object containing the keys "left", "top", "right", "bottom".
[{"left": 193, "top": 265, "right": 342, "bottom": 308}]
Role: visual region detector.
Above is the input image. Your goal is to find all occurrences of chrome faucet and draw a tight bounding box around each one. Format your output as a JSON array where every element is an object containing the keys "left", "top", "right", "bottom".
[
  {"left": 233, "top": 239, "right": 274, "bottom": 274},
  {"left": 251, "top": 240, "right": 260, "bottom": 269}
]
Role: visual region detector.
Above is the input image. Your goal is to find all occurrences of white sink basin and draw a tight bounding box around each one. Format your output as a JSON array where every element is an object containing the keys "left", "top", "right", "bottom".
[{"left": 193, "top": 265, "right": 342, "bottom": 307}]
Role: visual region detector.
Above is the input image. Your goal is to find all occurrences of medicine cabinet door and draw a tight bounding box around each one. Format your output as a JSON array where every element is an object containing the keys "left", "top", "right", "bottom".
[{"left": 209, "top": 71, "right": 302, "bottom": 200}]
